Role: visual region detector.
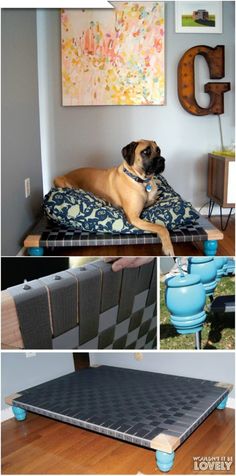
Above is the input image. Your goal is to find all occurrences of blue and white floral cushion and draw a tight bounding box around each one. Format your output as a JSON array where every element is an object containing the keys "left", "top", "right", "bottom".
[{"left": 43, "top": 175, "right": 199, "bottom": 234}]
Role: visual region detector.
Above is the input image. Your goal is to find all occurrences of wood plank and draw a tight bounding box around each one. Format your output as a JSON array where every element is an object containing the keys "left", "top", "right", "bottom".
[
  {"left": 1, "top": 291, "right": 24, "bottom": 349},
  {"left": 150, "top": 433, "right": 180, "bottom": 452},
  {"left": 214, "top": 382, "right": 234, "bottom": 392},
  {"left": 24, "top": 235, "right": 40, "bottom": 248},
  {"left": 206, "top": 228, "right": 224, "bottom": 240},
  {"left": 208, "top": 154, "right": 235, "bottom": 208},
  {"left": 5, "top": 393, "right": 22, "bottom": 406}
]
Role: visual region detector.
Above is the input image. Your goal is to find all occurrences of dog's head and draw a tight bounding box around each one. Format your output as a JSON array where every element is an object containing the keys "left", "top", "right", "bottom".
[{"left": 121, "top": 140, "right": 165, "bottom": 176}]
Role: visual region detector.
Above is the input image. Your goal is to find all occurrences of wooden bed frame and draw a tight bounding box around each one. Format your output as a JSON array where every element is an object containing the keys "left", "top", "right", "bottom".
[
  {"left": 23, "top": 215, "right": 223, "bottom": 256},
  {"left": 5, "top": 365, "right": 233, "bottom": 472}
]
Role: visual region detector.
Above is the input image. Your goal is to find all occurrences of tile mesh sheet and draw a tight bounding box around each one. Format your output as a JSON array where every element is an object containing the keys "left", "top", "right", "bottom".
[
  {"left": 13, "top": 366, "right": 230, "bottom": 450},
  {"left": 25, "top": 215, "right": 210, "bottom": 247},
  {"left": 7, "top": 260, "right": 157, "bottom": 350}
]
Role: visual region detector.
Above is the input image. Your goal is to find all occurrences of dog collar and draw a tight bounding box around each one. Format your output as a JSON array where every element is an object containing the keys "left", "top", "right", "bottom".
[{"left": 123, "top": 167, "right": 152, "bottom": 192}]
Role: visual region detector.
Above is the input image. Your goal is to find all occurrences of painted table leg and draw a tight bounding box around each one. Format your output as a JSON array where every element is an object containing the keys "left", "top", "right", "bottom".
[
  {"left": 28, "top": 247, "right": 44, "bottom": 256},
  {"left": 156, "top": 450, "right": 175, "bottom": 472},
  {"left": 203, "top": 240, "right": 218, "bottom": 256},
  {"left": 12, "top": 406, "right": 27, "bottom": 421},
  {"left": 217, "top": 396, "right": 228, "bottom": 410}
]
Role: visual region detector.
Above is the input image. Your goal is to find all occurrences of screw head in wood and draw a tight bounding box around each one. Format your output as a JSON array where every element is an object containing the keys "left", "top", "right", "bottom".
[{"left": 23, "top": 284, "right": 31, "bottom": 290}]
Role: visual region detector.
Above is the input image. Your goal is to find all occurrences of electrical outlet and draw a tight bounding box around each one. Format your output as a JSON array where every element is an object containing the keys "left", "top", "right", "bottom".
[
  {"left": 24, "top": 178, "right": 31, "bottom": 198},
  {"left": 135, "top": 352, "right": 143, "bottom": 361}
]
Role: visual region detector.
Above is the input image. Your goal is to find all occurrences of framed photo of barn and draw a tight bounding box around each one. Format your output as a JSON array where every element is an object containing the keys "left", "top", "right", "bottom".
[{"left": 175, "top": 2, "right": 222, "bottom": 33}]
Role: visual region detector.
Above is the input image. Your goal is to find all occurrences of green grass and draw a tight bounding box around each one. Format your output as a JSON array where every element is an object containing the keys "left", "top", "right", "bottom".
[
  {"left": 160, "top": 276, "right": 235, "bottom": 350},
  {"left": 181, "top": 15, "right": 215, "bottom": 27}
]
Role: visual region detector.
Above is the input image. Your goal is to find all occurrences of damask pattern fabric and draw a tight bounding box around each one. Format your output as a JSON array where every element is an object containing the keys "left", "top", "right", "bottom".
[{"left": 43, "top": 175, "right": 199, "bottom": 233}]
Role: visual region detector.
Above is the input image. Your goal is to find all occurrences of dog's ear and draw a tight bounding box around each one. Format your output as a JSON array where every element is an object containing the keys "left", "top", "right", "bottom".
[{"left": 121, "top": 141, "right": 137, "bottom": 166}]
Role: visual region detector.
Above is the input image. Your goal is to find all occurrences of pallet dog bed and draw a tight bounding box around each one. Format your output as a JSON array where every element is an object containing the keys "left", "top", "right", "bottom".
[
  {"left": 24, "top": 214, "right": 223, "bottom": 256},
  {"left": 1, "top": 260, "right": 157, "bottom": 350},
  {"left": 5, "top": 365, "right": 233, "bottom": 472}
]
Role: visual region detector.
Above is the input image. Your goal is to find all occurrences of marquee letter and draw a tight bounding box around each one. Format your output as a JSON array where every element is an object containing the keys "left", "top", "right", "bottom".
[{"left": 178, "top": 45, "right": 230, "bottom": 116}]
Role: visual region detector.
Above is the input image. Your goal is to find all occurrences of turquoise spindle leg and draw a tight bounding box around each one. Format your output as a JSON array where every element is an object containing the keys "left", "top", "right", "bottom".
[
  {"left": 217, "top": 396, "right": 228, "bottom": 410},
  {"left": 28, "top": 247, "right": 44, "bottom": 256},
  {"left": 156, "top": 450, "right": 175, "bottom": 472},
  {"left": 12, "top": 406, "right": 27, "bottom": 421},
  {"left": 203, "top": 240, "right": 218, "bottom": 256}
]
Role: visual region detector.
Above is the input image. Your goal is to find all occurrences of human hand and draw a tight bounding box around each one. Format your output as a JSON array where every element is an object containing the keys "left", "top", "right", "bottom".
[{"left": 104, "top": 257, "right": 154, "bottom": 272}]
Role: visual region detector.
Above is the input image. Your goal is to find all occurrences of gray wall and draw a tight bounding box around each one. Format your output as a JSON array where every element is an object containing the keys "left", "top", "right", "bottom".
[
  {"left": 2, "top": 352, "right": 234, "bottom": 412},
  {"left": 1, "top": 3, "right": 235, "bottom": 255},
  {"left": 1, "top": 353, "right": 74, "bottom": 410},
  {"left": 37, "top": 2, "right": 235, "bottom": 208},
  {"left": 1, "top": 10, "right": 43, "bottom": 256},
  {"left": 90, "top": 352, "right": 235, "bottom": 398}
]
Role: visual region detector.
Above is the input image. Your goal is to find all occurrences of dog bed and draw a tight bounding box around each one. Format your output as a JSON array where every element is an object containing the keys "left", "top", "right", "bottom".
[
  {"left": 6, "top": 366, "right": 233, "bottom": 472},
  {"left": 43, "top": 175, "right": 199, "bottom": 234}
]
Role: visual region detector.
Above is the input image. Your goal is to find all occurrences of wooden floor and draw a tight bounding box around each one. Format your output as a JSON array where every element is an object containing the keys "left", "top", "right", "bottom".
[
  {"left": 43, "top": 216, "right": 235, "bottom": 257},
  {"left": 2, "top": 409, "right": 234, "bottom": 474}
]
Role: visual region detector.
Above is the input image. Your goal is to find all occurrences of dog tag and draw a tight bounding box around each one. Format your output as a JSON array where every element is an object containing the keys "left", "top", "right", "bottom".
[{"left": 145, "top": 183, "right": 152, "bottom": 192}]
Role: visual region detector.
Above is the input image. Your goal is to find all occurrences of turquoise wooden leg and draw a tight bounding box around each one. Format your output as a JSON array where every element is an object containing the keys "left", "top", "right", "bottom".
[
  {"left": 217, "top": 396, "right": 228, "bottom": 409},
  {"left": 203, "top": 240, "right": 218, "bottom": 256},
  {"left": 156, "top": 450, "right": 175, "bottom": 472},
  {"left": 28, "top": 247, "right": 44, "bottom": 256},
  {"left": 12, "top": 406, "right": 27, "bottom": 421}
]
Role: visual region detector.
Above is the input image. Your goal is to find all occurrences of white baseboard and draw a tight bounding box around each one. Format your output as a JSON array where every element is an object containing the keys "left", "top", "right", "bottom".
[
  {"left": 1, "top": 407, "right": 14, "bottom": 422},
  {"left": 1, "top": 398, "right": 235, "bottom": 422},
  {"left": 227, "top": 397, "right": 235, "bottom": 409}
]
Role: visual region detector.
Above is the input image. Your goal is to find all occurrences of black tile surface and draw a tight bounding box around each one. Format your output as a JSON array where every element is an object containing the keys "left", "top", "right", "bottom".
[
  {"left": 113, "top": 335, "right": 127, "bottom": 349},
  {"left": 39, "top": 271, "right": 77, "bottom": 337},
  {"left": 117, "top": 267, "right": 140, "bottom": 322},
  {"left": 28, "top": 216, "right": 210, "bottom": 247},
  {"left": 136, "top": 262, "right": 155, "bottom": 293},
  {"left": 13, "top": 366, "right": 231, "bottom": 450},
  {"left": 91, "top": 261, "right": 122, "bottom": 312},
  {"left": 98, "top": 326, "right": 115, "bottom": 348},
  {"left": 7, "top": 260, "right": 157, "bottom": 350},
  {"left": 138, "top": 320, "right": 152, "bottom": 338},
  {"left": 146, "top": 264, "right": 157, "bottom": 306},
  {"left": 70, "top": 265, "right": 101, "bottom": 345},
  {"left": 129, "top": 310, "right": 143, "bottom": 332}
]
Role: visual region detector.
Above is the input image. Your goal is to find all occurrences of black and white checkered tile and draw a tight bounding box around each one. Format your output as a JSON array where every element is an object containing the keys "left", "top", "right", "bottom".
[
  {"left": 7, "top": 260, "right": 157, "bottom": 349},
  {"left": 13, "top": 366, "right": 231, "bottom": 450},
  {"left": 78, "top": 300, "right": 157, "bottom": 350},
  {"left": 25, "top": 215, "right": 210, "bottom": 249}
]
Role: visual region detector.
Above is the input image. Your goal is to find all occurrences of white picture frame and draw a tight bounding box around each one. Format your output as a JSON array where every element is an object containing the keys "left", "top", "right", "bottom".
[{"left": 175, "top": 1, "right": 222, "bottom": 33}]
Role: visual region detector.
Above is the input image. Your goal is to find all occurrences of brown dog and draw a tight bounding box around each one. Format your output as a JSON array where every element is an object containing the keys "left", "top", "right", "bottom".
[{"left": 54, "top": 140, "right": 174, "bottom": 255}]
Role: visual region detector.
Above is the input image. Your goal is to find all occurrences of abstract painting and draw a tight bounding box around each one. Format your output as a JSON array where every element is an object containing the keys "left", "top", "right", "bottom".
[{"left": 61, "top": 2, "right": 165, "bottom": 106}]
